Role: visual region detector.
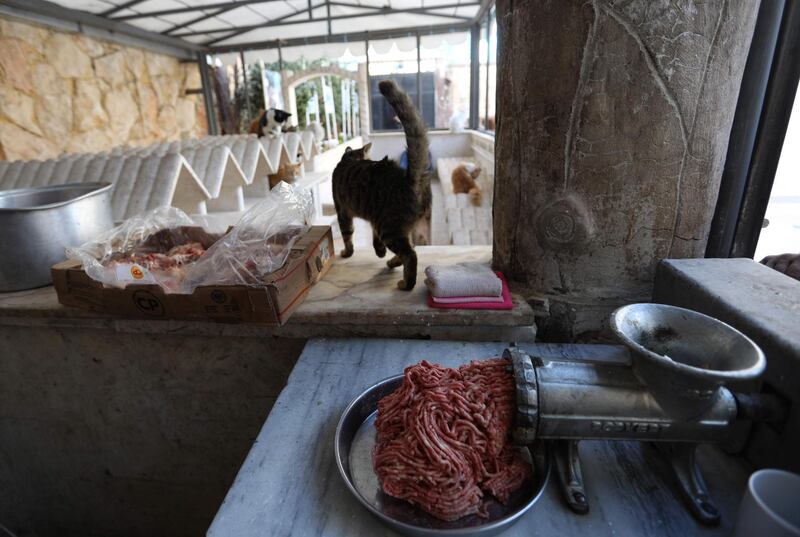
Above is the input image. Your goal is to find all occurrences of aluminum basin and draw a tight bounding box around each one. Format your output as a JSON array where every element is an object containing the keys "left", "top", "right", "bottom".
[{"left": 0, "top": 182, "right": 113, "bottom": 292}]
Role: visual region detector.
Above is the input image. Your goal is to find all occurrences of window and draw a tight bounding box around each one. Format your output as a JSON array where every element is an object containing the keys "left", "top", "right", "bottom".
[
  {"left": 250, "top": 44, "right": 364, "bottom": 142},
  {"left": 369, "top": 74, "right": 435, "bottom": 131},
  {"left": 754, "top": 79, "right": 800, "bottom": 261},
  {"left": 477, "top": 7, "right": 497, "bottom": 132},
  {"left": 420, "top": 33, "right": 471, "bottom": 129},
  {"left": 368, "top": 37, "right": 420, "bottom": 132},
  {"left": 367, "top": 33, "right": 471, "bottom": 131}
]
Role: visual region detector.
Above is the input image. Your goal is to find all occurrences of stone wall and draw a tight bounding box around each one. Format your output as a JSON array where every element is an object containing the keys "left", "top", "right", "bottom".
[{"left": 0, "top": 17, "right": 207, "bottom": 162}]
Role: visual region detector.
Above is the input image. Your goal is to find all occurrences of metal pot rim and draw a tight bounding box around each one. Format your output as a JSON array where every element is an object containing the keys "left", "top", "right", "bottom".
[{"left": 0, "top": 182, "right": 112, "bottom": 213}]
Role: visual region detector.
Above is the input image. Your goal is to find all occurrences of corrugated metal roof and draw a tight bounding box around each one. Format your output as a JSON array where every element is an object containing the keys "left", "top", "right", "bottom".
[{"left": 49, "top": 0, "right": 480, "bottom": 51}]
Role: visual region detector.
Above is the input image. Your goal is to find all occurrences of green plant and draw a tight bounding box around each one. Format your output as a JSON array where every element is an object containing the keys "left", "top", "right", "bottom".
[
  {"left": 234, "top": 56, "right": 358, "bottom": 137},
  {"left": 233, "top": 63, "right": 266, "bottom": 131}
]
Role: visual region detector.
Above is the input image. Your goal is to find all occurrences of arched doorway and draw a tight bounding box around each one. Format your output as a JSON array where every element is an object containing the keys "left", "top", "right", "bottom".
[{"left": 283, "top": 66, "right": 367, "bottom": 144}]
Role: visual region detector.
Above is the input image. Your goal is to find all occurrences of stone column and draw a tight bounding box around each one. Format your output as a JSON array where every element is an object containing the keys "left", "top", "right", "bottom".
[{"left": 492, "top": 0, "right": 760, "bottom": 340}]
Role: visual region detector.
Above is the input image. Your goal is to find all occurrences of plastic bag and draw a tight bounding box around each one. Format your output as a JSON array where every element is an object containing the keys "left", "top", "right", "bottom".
[
  {"left": 180, "top": 182, "right": 313, "bottom": 293},
  {"left": 67, "top": 182, "right": 314, "bottom": 294},
  {"left": 66, "top": 206, "right": 220, "bottom": 293}
]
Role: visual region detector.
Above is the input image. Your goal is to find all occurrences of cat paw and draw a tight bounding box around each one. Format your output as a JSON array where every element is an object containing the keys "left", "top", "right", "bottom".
[
  {"left": 374, "top": 245, "right": 387, "bottom": 258},
  {"left": 340, "top": 248, "right": 354, "bottom": 258},
  {"left": 386, "top": 256, "right": 402, "bottom": 269},
  {"left": 397, "top": 279, "right": 415, "bottom": 291}
]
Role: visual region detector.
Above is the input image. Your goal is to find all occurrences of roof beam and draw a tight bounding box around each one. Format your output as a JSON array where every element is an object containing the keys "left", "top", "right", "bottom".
[
  {"left": 326, "top": 1, "right": 331, "bottom": 35},
  {"left": 0, "top": 0, "right": 204, "bottom": 58},
  {"left": 111, "top": 0, "right": 289, "bottom": 21},
  {"left": 209, "top": 21, "right": 472, "bottom": 53},
  {"left": 202, "top": 5, "right": 317, "bottom": 46},
  {"left": 474, "top": 0, "right": 493, "bottom": 22},
  {"left": 162, "top": 6, "right": 238, "bottom": 35},
  {"left": 174, "top": 2, "right": 479, "bottom": 38},
  {"left": 100, "top": 0, "right": 146, "bottom": 17},
  {"left": 329, "top": 1, "right": 472, "bottom": 20}
]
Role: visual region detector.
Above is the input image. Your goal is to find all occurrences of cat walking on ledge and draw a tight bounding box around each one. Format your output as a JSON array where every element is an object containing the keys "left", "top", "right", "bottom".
[{"left": 332, "top": 80, "right": 432, "bottom": 291}]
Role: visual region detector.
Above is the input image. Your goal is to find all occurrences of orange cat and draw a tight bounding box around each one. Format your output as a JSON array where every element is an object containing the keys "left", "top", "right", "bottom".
[{"left": 451, "top": 163, "right": 482, "bottom": 206}]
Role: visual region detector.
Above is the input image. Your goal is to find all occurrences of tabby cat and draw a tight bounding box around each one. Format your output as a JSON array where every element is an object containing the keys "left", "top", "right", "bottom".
[{"left": 332, "top": 80, "right": 432, "bottom": 291}]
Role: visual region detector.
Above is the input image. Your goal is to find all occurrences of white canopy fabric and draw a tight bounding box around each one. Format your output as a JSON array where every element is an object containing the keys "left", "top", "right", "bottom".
[{"left": 49, "top": 0, "right": 479, "bottom": 50}]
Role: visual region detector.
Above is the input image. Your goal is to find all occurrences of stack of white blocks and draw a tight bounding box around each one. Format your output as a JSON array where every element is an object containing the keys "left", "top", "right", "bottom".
[
  {"left": 436, "top": 157, "right": 493, "bottom": 246},
  {"left": 0, "top": 132, "right": 320, "bottom": 222}
]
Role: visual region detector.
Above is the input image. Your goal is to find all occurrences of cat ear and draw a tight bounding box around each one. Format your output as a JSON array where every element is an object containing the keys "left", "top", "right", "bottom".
[
  {"left": 363, "top": 142, "right": 372, "bottom": 152},
  {"left": 344, "top": 146, "right": 352, "bottom": 152}
]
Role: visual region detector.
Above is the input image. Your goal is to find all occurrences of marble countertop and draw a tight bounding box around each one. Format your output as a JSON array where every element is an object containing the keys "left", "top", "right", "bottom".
[
  {"left": 207, "top": 338, "right": 750, "bottom": 537},
  {"left": 0, "top": 247, "right": 537, "bottom": 340}
]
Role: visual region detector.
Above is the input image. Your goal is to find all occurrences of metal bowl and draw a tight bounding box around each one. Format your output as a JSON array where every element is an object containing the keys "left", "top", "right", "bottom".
[
  {"left": 0, "top": 182, "right": 113, "bottom": 292},
  {"left": 335, "top": 375, "right": 550, "bottom": 537}
]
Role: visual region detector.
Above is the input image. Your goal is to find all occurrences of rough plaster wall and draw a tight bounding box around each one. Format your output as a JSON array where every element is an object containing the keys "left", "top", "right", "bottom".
[
  {"left": 492, "top": 0, "right": 759, "bottom": 339},
  {"left": 0, "top": 17, "right": 207, "bottom": 162}
]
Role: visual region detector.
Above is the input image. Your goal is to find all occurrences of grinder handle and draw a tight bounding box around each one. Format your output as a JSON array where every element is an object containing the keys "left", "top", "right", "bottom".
[{"left": 553, "top": 440, "right": 590, "bottom": 514}]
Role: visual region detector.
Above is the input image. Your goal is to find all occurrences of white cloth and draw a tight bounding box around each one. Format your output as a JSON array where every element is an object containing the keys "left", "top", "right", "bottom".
[
  {"left": 424, "top": 262, "right": 502, "bottom": 298},
  {"left": 431, "top": 294, "right": 505, "bottom": 304}
]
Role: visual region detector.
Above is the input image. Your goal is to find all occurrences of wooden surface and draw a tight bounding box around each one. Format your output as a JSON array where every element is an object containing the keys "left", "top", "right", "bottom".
[
  {"left": 0, "top": 247, "right": 536, "bottom": 341},
  {"left": 207, "top": 339, "right": 750, "bottom": 537}
]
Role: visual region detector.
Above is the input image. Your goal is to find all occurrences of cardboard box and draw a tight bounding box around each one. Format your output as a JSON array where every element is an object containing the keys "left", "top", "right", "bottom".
[{"left": 52, "top": 226, "right": 334, "bottom": 325}]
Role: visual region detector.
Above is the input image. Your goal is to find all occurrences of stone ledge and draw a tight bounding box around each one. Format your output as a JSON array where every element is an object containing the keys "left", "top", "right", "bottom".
[
  {"left": 654, "top": 258, "right": 800, "bottom": 376},
  {"left": 0, "top": 246, "right": 536, "bottom": 341}
]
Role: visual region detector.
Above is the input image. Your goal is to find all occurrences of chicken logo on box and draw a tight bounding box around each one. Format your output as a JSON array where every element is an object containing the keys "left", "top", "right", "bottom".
[{"left": 115, "top": 263, "right": 156, "bottom": 284}]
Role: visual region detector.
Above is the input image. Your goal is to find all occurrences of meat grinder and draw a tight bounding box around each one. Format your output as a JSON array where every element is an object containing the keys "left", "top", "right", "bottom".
[{"left": 508, "top": 303, "right": 785, "bottom": 525}]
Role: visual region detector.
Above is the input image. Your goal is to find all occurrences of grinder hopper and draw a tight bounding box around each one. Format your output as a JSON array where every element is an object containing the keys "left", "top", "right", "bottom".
[{"left": 610, "top": 303, "right": 766, "bottom": 421}]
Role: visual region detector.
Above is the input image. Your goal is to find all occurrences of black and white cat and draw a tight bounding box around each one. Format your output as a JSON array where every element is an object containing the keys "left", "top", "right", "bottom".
[{"left": 251, "top": 108, "right": 292, "bottom": 138}]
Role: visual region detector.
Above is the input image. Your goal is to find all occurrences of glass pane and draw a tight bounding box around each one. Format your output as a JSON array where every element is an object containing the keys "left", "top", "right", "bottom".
[
  {"left": 279, "top": 42, "right": 366, "bottom": 72},
  {"left": 485, "top": 7, "right": 497, "bottom": 132},
  {"left": 755, "top": 80, "right": 800, "bottom": 263},
  {"left": 369, "top": 74, "right": 419, "bottom": 131},
  {"left": 478, "top": 19, "right": 489, "bottom": 130},
  {"left": 368, "top": 37, "right": 418, "bottom": 76},
  {"left": 419, "top": 32, "right": 471, "bottom": 129},
  {"left": 368, "top": 37, "right": 428, "bottom": 131}
]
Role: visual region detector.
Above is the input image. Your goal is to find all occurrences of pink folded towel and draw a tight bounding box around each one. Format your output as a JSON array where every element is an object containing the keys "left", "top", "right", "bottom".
[{"left": 427, "top": 272, "right": 513, "bottom": 310}]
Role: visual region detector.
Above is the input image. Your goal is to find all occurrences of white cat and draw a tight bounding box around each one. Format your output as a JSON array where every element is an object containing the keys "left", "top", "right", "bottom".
[{"left": 449, "top": 110, "right": 468, "bottom": 132}]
